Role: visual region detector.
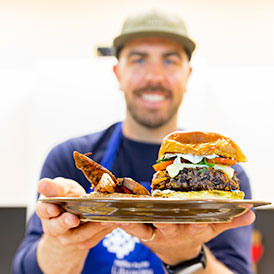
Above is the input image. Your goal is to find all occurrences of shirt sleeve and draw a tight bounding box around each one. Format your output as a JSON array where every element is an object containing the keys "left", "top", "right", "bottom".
[
  {"left": 12, "top": 142, "right": 83, "bottom": 274},
  {"left": 206, "top": 164, "right": 253, "bottom": 274}
]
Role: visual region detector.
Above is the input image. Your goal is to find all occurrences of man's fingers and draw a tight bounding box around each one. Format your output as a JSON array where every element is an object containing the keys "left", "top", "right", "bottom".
[
  {"left": 42, "top": 212, "right": 80, "bottom": 236},
  {"left": 36, "top": 201, "right": 60, "bottom": 219},
  {"left": 229, "top": 209, "right": 256, "bottom": 227},
  {"left": 153, "top": 223, "right": 180, "bottom": 239},
  {"left": 76, "top": 224, "right": 118, "bottom": 249},
  {"left": 38, "top": 177, "right": 85, "bottom": 197},
  {"left": 38, "top": 178, "right": 64, "bottom": 197},
  {"left": 186, "top": 223, "right": 209, "bottom": 234},
  {"left": 212, "top": 210, "right": 256, "bottom": 234},
  {"left": 58, "top": 222, "right": 112, "bottom": 245},
  {"left": 118, "top": 223, "right": 154, "bottom": 241}
]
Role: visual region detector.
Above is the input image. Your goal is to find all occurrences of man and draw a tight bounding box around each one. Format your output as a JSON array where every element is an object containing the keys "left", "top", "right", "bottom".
[{"left": 13, "top": 10, "right": 255, "bottom": 274}]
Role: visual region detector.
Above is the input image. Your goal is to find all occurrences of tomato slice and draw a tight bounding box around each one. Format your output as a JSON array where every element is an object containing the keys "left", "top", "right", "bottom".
[
  {"left": 213, "top": 158, "right": 237, "bottom": 166},
  {"left": 153, "top": 160, "right": 174, "bottom": 171}
]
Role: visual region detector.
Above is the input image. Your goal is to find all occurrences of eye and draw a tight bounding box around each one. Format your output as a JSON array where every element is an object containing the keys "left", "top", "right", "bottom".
[
  {"left": 163, "top": 54, "right": 182, "bottom": 66},
  {"left": 164, "top": 57, "right": 182, "bottom": 65},
  {"left": 134, "top": 57, "right": 145, "bottom": 64},
  {"left": 164, "top": 59, "right": 175, "bottom": 65}
]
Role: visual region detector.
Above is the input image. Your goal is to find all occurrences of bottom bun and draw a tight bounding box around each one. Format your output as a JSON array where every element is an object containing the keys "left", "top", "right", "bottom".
[{"left": 152, "top": 189, "right": 245, "bottom": 200}]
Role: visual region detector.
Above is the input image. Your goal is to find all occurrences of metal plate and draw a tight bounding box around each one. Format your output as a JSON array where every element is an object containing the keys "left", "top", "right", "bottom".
[{"left": 40, "top": 197, "right": 271, "bottom": 223}]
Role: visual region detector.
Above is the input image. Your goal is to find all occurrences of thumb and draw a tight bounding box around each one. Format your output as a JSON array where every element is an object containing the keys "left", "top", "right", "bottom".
[{"left": 38, "top": 177, "right": 86, "bottom": 197}]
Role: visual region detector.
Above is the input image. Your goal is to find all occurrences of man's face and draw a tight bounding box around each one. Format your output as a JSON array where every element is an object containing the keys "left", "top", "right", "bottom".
[{"left": 114, "top": 37, "right": 192, "bottom": 128}]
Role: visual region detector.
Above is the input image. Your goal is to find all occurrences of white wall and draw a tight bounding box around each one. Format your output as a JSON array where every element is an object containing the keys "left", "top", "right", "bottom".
[{"left": 0, "top": 0, "right": 273, "bottom": 213}]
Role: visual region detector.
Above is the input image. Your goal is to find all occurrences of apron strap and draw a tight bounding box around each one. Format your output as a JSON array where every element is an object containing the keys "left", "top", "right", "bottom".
[{"left": 100, "top": 122, "right": 123, "bottom": 170}]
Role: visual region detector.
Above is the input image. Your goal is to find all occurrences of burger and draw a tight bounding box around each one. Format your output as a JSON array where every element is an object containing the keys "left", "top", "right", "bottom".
[{"left": 151, "top": 131, "right": 247, "bottom": 199}]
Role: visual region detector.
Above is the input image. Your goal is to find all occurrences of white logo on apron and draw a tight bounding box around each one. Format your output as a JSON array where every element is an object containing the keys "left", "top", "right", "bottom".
[{"left": 103, "top": 228, "right": 140, "bottom": 259}]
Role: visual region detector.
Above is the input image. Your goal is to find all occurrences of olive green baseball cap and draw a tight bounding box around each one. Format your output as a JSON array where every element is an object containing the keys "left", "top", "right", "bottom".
[{"left": 113, "top": 10, "right": 196, "bottom": 59}]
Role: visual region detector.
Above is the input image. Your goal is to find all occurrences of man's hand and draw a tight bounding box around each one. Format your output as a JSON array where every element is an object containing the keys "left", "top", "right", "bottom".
[
  {"left": 118, "top": 209, "right": 255, "bottom": 270},
  {"left": 36, "top": 178, "right": 117, "bottom": 274}
]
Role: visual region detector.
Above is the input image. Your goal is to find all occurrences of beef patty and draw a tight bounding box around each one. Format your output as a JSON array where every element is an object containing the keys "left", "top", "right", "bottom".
[{"left": 151, "top": 167, "right": 240, "bottom": 192}]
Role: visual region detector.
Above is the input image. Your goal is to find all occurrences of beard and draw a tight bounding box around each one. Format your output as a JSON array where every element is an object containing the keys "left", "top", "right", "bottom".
[{"left": 125, "top": 85, "right": 182, "bottom": 129}]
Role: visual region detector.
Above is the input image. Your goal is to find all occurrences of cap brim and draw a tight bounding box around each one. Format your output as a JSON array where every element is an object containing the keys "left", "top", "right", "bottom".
[{"left": 113, "top": 31, "right": 196, "bottom": 58}]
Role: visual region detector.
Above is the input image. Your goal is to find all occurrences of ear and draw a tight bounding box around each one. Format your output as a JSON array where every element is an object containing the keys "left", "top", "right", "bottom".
[
  {"left": 113, "top": 64, "right": 124, "bottom": 92},
  {"left": 186, "top": 65, "right": 193, "bottom": 82},
  {"left": 189, "top": 66, "right": 193, "bottom": 76},
  {"left": 113, "top": 64, "right": 120, "bottom": 81}
]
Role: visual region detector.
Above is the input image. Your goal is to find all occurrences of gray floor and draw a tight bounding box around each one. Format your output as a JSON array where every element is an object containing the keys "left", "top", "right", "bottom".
[
  {"left": 0, "top": 208, "right": 26, "bottom": 274},
  {"left": 255, "top": 209, "right": 274, "bottom": 274}
]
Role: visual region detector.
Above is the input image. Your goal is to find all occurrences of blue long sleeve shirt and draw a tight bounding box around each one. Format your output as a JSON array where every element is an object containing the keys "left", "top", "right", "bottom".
[{"left": 13, "top": 123, "right": 253, "bottom": 274}]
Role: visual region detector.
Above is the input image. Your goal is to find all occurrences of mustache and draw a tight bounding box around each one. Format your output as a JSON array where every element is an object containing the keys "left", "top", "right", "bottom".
[{"left": 133, "top": 85, "right": 171, "bottom": 96}]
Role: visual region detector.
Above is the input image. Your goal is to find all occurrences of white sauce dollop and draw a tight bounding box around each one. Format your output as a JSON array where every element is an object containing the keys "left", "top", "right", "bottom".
[{"left": 164, "top": 153, "right": 219, "bottom": 164}]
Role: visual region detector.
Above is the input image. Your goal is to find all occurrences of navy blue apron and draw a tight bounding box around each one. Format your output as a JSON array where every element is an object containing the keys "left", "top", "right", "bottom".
[{"left": 83, "top": 122, "right": 164, "bottom": 274}]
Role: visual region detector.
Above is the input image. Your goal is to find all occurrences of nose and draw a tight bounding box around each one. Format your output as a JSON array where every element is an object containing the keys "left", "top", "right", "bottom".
[{"left": 144, "top": 61, "right": 165, "bottom": 84}]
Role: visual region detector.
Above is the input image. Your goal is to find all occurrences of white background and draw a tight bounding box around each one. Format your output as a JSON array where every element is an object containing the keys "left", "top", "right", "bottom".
[{"left": 0, "top": 0, "right": 273, "bottom": 216}]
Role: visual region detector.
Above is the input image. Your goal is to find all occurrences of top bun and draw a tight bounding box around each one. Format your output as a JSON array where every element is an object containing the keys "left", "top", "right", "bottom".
[{"left": 158, "top": 131, "right": 247, "bottom": 162}]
